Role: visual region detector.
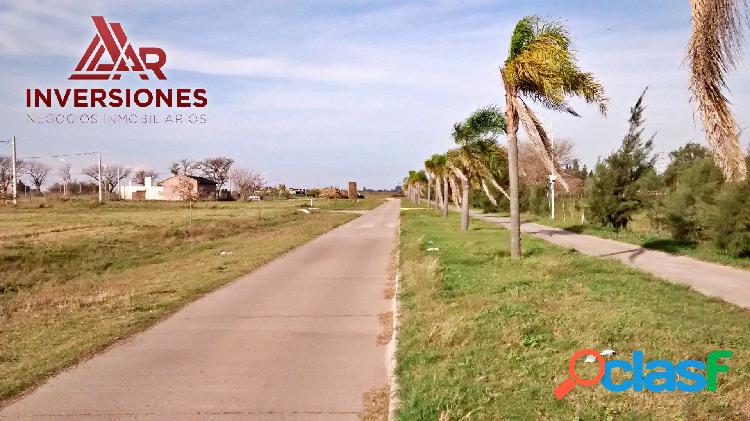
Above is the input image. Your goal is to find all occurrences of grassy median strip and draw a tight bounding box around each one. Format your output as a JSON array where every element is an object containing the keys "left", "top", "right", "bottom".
[
  {"left": 0, "top": 199, "right": 373, "bottom": 403},
  {"left": 396, "top": 209, "right": 750, "bottom": 419}
]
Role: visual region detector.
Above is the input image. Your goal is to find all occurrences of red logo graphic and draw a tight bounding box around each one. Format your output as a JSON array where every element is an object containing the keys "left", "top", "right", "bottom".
[{"left": 70, "top": 16, "right": 166, "bottom": 81}]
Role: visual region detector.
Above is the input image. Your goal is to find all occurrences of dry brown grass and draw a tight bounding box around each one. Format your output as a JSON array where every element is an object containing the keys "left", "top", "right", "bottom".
[
  {"left": 360, "top": 385, "right": 389, "bottom": 421},
  {"left": 377, "top": 311, "right": 394, "bottom": 346},
  {"left": 0, "top": 199, "right": 362, "bottom": 404}
]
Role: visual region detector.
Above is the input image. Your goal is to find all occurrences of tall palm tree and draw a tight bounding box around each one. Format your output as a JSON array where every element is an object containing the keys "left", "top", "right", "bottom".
[
  {"left": 688, "top": 0, "right": 748, "bottom": 181},
  {"left": 429, "top": 153, "right": 449, "bottom": 218},
  {"left": 501, "top": 15, "right": 607, "bottom": 258},
  {"left": 415, "top": 170, "right": 427, "bottom": 204},
  {"left": 424, "top": 157, "right": 436, "bottom": 209},
  {"left": 450, "top": 106, "right": 508, "bottom": 231},
  {"left": 403, "top": 170, "right": 418, "bottom": 203}
]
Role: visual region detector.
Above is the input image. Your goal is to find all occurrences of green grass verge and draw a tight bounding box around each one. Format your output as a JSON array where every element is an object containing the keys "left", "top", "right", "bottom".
[
  {"left": 517, "top": 211, "right": 750, "bottom": 270},
  {"left": 397, "top": 209, "right": 750, "bottom": 419},
  {"left": 0, "top": 198, "right": 388, "bottom": 403}
]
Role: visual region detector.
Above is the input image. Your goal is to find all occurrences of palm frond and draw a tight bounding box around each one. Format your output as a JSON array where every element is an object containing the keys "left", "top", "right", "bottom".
[
  {"left": 480, "top": 178, "right": 499, "bottom": 206},
  {"left": 688, "top": 0, "right": 748, "bottom": 181},
  {"left": 452, "top": 106, "right": 506, "bottom": 145},
  {"left": 514, "top": 96, "right": 570, "bottom": 191},
  {"left": 503, "top": 16, "right": 607, "bottom": 116},
  {"left": 486, "top": 176, "right": 511, "bottom": 200}
]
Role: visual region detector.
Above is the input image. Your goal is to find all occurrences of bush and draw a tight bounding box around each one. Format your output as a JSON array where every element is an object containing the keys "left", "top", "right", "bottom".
[
  {"left": 710, "top": 180, "right": 750, "bottom": 257},
  {"left": 520, "top": 185, "right": 549, "bottom": 215},
  {"left": 654, "top": 158, "right": 723, "bottom": 242},
  {"left": 470, "top": 187, "right": 508, "bottom": 214}
]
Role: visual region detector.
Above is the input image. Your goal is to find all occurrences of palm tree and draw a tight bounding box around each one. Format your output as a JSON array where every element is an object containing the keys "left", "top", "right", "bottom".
[
  {"left": 687, "top": 0, "right": 748, "bottom": 181},
  {"left": 403, "top": 171, "right": 417, "bottom": 202},
  {"left": 501, "top": 15, "right": 607, "bottom": 258},
  {"left": 404, "top": 170, "right": 428, "bottom": 204},
  {"left": 428, "top": 153, "right": 449, "bottom": 217},
  {"left": 415, "top": 170, "right": 428, "bottom": 204},
  {"left": 449, "top": 106, "right": 508, "bottom": 231},
  {"left": 424, "top": 157, "right": 436, "bottom": 209}
]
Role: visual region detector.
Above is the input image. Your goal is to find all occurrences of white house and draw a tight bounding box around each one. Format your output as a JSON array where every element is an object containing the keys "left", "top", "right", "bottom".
[{"left": 119, "top": 177, "right": 164, "bottom": 200}]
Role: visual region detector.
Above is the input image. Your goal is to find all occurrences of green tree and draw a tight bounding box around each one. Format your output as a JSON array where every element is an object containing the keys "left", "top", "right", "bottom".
[
  {"left": 710, "top": 180, "right": 750, "bottom": 256},
  {"left": 587, "top": 89, "right": 656, "bottom": 229},
  {"left": 656, "top": 157, "right": 723, "bottom": 242},
  {"left": 662, "top": 142, "right": 711, "bottom": 187},
  {"left": 501, "top": 15, "right": 607, "bottom": 258},
  {"left": 449, "top": 106, "right": 507, "bottom": 231}
]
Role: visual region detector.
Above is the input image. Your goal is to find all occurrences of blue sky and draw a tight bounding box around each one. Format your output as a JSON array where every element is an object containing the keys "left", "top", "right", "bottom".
[{"left": 2, "top": 0, "right": 750, "bottom": 189}]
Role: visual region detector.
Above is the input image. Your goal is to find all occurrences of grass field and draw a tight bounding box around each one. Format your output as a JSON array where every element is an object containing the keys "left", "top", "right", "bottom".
[
  {"left": 516, "top": 207, "right": 750, "bottom": 270},
  {"left": 0, "top": 195, "right": 386, "bottom": 403},
  {"left": 397, "top": 209, "right": 750, "bottom": 419}
]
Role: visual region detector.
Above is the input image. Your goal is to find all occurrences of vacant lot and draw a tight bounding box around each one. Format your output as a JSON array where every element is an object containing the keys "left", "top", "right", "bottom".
[
  {"left": 0, "top": 196, "right": 385, "bottom": 402},
  {"left": 397, "top": 209, "right": 750, "bottom": 419}
]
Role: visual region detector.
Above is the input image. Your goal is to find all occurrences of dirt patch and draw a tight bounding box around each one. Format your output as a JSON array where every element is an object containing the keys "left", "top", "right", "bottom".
[
  {"left": 377, "top": 311, "right": 393, "bottom": 345},
  {"left": 360, "top": 385, "right": 389, "bottom": 421}
]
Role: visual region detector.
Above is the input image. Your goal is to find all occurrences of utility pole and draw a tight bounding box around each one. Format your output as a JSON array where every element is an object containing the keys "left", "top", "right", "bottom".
[
  {"left": 98, "top": 150, "right": 102, "bottom": 203},
  {"left": 11, "top": 136, "right": 17, "bottom": 205},
  {"left": 549, "top": 131, "right": 555, "bottom": 219},
  {"left": 549, "top": 174, "right": 556, "bottom": 219}
]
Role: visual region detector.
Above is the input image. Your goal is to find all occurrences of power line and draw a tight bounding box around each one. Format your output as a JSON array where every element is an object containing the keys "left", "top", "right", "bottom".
[{"left": 20, "top": 151, "right": 97, "bottom": 159}]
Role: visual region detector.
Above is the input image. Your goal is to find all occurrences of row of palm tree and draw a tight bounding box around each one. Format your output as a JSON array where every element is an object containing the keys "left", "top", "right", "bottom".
[
  {"left": 405, "top": 15, "right": 605, "bottom": 257},
  {"left": 405, "top": 4, "right": 747, "bottom": 259},
  {"left": 402, "top": 170, "right": 427, "bottom": 204},
  {"left": 408, "top": 106, "right": 509, "bottom": 232}
]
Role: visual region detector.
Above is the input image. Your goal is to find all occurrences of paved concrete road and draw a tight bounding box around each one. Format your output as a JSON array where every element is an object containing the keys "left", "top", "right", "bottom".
[
  {"left": 1, "top": 200, "right": 401, "bottom": 420},
  {"left": 471, "top": 211, "right": 750, "bottom": 309}
]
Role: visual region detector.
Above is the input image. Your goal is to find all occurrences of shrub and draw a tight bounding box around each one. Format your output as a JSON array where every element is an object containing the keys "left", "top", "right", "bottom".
[
  {"left": 470, "top": 187, "right": 509, "bottom": 214},
  {"left": 654, "top": 158, "right": 723, "bottom": 242},
  {"left": 710, "top": 180, "right": 750, "bottom": 257},
  {"left": 520, "top": 185, "right": 549, "bottom": 215}
]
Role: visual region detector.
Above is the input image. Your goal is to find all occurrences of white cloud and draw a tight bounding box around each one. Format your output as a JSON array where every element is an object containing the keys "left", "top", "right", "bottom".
[{"left": 166, "top": 47, "right": 392, "bottom": 83}]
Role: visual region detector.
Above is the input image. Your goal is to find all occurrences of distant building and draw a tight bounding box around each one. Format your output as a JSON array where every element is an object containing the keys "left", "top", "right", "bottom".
[
  {"left": 161, "top": 175, "right": 217, "bottom": 201},
  {"left": 119, "top": 175, "right": 218, "bottom": 201},
  {"left": 287, "top": 187, "right": 307, "bottom": 196},
  {"left": 119, "top": 177, "right": 163, "bottom": 200}
]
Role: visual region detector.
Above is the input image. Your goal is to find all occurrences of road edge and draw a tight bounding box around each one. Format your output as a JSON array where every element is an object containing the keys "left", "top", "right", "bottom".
[{"left": 386, "top": 213, "right": 401, "bottom": 421}]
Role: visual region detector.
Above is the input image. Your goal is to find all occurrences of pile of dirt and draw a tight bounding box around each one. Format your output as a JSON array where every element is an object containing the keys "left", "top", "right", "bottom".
[{"left": 319, "top": 187, "right": 349, "bottom": 199}]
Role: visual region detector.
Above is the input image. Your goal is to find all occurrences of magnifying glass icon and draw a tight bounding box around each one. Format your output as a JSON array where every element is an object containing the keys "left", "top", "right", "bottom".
[{"left": 553, "top": 349, "right": 605, "bottom": 399}]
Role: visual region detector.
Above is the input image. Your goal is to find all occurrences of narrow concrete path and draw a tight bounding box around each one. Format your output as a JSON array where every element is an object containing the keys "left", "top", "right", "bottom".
[
  {"left": 1, "top": 200, "right": 401, "bottom": 420},
  {"left": 470, "top": 211, "right": 750, "bottom": 309}
]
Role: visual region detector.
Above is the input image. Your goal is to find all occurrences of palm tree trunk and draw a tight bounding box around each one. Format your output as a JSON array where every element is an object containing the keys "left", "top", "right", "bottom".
[
  {"left": 443, "top": 177, "right": 449, "bottom": 218},
  {"left": 426, "top": 179, "right": 431, "bottom": 209},
  {"left": 434, "top": 175, "right": 441, "bottom": 208},
  {"left": 506, "top": 91, "right": 522, "bottom": 259},
  {"left": 460, "top": 178, "right": 470, "bottom": 231}
]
